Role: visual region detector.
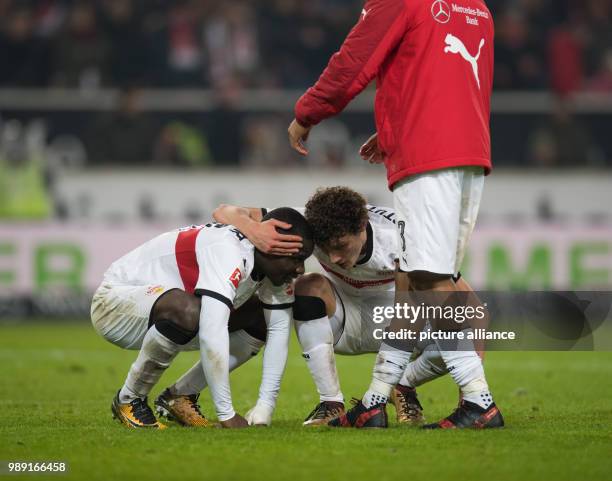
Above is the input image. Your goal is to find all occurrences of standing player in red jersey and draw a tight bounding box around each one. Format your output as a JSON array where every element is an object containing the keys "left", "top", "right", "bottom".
[{"left": 288, "top": 0, "right": 503, "bottom": 429}]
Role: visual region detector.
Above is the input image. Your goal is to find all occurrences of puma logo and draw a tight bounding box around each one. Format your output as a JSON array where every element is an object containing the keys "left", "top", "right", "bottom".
[
  {"left": 361, "top": 8, "right": 369, "bottom": 20},
  {"left": 444, "top": 34, "right": 485, "bottom": 89}
]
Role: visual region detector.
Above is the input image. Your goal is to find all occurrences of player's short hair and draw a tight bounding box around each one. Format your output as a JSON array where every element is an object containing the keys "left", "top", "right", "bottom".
[
  {"left": 263, "top": 207, "right": 314, "bottom": 258},
  {"left": 305, "top": 187, "right": 368, "bottom": 248}
]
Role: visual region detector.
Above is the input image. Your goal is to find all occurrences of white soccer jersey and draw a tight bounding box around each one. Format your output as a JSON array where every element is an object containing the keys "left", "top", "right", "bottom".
[
  {"left": 104, "top": 221, "right": 293, "bottom": 421},
  {"left": 307, "top": 205, "right": 399, "bottom": 296},
  {"left": 103, "top": 222, "right": 292, "bottom": 308}
]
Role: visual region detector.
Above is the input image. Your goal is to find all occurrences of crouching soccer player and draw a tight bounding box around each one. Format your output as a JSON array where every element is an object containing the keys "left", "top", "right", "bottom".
[
  {"left": 211, "top": 187, "right": 497, "bottom": 428},
  {"left": 90, "top": 208, "right": 313, "bottom": 429},
  {"left": 305, "top": 188, "right": 501, "bottom": 430}
]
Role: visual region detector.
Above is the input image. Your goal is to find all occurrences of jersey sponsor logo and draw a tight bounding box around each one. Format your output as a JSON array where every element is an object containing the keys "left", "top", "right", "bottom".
[
  {"left": 444, "top": 34, "right": 485, "bottom": 89},
  {"left": 145, "top": 285, "right": 165, "bottom": 296},
  {"left": 321, "top": 264, "right": 394, "bottom": 289},
  {"left": 452, "top": 3, "right": 490, "bottom": 25},
  {"left": 431, "top": 0, "right": 451, "bottom": 24},
  {"left": 229, "top": 268, "right": 242, "bottom": 288}
]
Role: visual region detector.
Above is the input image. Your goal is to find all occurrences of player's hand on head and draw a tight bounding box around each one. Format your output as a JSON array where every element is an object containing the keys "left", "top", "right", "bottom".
[
  {"left": 288, "top": 119, "right": 311, "bottom": 156},
  {"left": 360, "top": 132, "right": 386, "bottom": 164},
  {"left": 220, "top": 413, "right": 249, "bottom": 429},
  {"left": 245, "top": 402, "right": 274, "bottom": 426},
  {"left": 253, "top": 219, "right": 303, "bottom": 256}
]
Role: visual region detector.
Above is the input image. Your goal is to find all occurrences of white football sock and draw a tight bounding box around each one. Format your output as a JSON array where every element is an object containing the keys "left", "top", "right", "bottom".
[
  {"left": 303, "top": 344, "right": 343, "bottom": 403},
  {"left": 363, "top": 343, "right": 411, "bottom": 408},
  {"left": 438, "top": 345, "right": 493, "bottom": 410},
  {"left": 295, "top": 317, "right": 343, "bottom": 403},
  {"left": 172, "top": 329, "right": 264, "bottom": 396},
  {"left": 119, "top": 325, "right": 180, "bottom": 402},
  {"left": 399, "top": 344, "right": 447, "bottom": 388}
]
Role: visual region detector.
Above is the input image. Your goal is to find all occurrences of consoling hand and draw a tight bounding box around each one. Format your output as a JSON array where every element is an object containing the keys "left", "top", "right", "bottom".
[{"left": 248, "top": 219, "right": 303, "bottom": 256}]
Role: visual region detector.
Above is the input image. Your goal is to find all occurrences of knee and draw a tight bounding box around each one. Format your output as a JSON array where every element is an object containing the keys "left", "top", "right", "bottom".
[
  {"left": 179, "top": 300, "right": 201, "bottom": 332},
  {"left": 294, "top": 274, "right": 334, "bottom": 320},
  {"left": 294, "top": 274, "right": 328, "bottom": 322},
  {"left": 153, "top": 290, "right": 201, "bottom": 333},
  {"left": 408, "top": 270, "right": 452, "bottom": 290},
  {"left": 295, "top": 273, "right": 329, "bottom": 297}
]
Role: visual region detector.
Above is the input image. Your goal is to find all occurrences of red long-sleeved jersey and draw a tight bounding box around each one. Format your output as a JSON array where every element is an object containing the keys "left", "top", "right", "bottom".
[{"left": 295, "top": 0, "right": 494, "bottom": 189}]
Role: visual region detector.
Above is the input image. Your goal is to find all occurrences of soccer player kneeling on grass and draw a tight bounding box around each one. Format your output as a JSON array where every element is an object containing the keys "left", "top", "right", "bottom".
[
  {"left": 187, "top": 187, "right": 491, "bottom": 428},
  {"left": 90, "top": 208, "right": 313, "bottom": 429}
]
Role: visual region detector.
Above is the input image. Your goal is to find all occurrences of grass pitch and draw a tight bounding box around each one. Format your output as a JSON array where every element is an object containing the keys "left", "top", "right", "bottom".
[{"left": 1, "top": 322, "right": 611, "bottom": 481}]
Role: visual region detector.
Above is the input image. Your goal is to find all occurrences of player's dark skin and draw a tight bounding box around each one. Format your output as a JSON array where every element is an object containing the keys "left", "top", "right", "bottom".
[{"left": 149, "top": 244, "right": 312, "bottom": 428}]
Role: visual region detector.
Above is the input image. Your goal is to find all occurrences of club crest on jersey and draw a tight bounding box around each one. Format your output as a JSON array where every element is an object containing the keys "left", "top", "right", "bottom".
[
  {"left": 229, "top": 268, "right": 242, "bottom": 288},
  {"left": 431, "top": 0, "right": 451, "bottom": 24}
]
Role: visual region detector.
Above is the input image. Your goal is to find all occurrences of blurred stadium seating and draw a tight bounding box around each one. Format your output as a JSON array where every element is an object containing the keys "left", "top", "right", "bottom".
[
  {"left": 0, "top": 0, "right": 610, "bottom": 170},
  {"left": 0, "top": 1, "right": 611, "bottom": 317}
]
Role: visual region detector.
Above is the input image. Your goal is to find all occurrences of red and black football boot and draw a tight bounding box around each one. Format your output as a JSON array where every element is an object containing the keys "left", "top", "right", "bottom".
[
  {"left": 328, "top": 398, "right": 388, "bottom": 428},
  {"left": 422, "top": 400, "right": 504, "bottom": 429}
]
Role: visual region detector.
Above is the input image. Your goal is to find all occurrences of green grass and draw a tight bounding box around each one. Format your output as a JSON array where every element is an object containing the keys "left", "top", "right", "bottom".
[{"left": 1, "top": 322, "right": 611, "bottom": 481}]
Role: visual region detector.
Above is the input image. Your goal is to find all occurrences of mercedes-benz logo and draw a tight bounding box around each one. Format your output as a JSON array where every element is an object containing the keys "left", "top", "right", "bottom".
[{"left": 431, "top": 0, "right": 451, "bottom": 24}]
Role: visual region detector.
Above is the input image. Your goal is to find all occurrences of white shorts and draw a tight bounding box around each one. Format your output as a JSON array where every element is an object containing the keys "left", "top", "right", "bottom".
[
  {"left": 90, "top": 282, "right": 174, "bottom": 350},
  {"left": 329, "top": 282, "right": 435, "bottom": 355},
  {"left": 393, "top": 166, "right": 484, "bottom": 275},
  {"left": 329, "top": 282, "right": 394, "bottom": 355}
]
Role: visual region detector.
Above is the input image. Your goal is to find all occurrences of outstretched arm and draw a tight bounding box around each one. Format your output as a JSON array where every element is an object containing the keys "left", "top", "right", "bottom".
[
  {"left": 245, "top": 306, "right": 292, "bottom": 426},
  {"left": 213, "top": 204, "right": 303, "bottom": 255},
  {"left": 289, "top": 0, "right": 409, "bottom": 155},
  {"left": 198, "top": 295, "right": 248, "bottom": 428}
]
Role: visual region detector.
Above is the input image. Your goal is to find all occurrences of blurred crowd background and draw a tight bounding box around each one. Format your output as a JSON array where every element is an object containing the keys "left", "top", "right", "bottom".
[
  {"left": 0, "top": 0, "right": 611, "bottom": 91},
  {"left": 0, "top": 0, "right": 611, "bottom": 221},
  {"left": 1, "top": 0, "right": 611, "bottom": 310}
]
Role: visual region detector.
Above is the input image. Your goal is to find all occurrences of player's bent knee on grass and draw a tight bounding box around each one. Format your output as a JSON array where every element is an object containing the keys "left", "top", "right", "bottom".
[
  {"left": 150, "top": 289, "right": 200, "bottom": 344},
  {"left": 294, "top": 273, "right": 336, "bottom": 317}
]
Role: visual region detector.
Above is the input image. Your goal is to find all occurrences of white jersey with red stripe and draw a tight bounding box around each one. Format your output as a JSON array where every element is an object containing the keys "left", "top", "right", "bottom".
[
  {"left": 103, "top": 222, "right": 292, "bottom": 308},
  {"left": 302, "top": 205, "right": 399, "bottom": 296}
]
